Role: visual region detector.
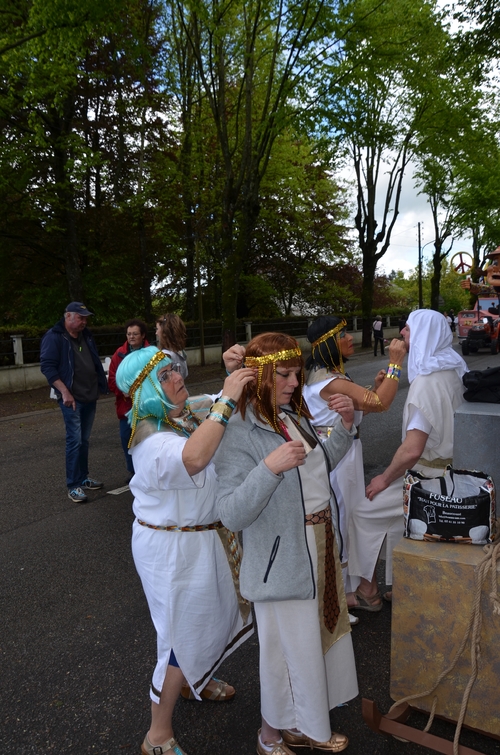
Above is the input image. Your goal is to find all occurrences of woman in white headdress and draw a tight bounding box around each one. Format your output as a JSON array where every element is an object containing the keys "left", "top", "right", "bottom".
[{"left": 347, "top": 309, "right": 468, "bottom": 605}]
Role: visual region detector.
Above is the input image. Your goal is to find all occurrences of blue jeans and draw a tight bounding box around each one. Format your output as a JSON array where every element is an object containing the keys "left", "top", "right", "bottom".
[
  {"left": 58, "top": 400, "right": 97, "bottom": 488},
  {"left": 119, "top": 418, "right": 134, "bottom": 474}
]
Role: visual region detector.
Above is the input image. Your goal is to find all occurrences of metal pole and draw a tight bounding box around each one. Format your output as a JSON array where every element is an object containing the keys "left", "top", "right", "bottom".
[
  {"left": 195, "top": 241, "right": 205, "bottom": 366},
  {"left": 418, "top": 222, "right": 423, "bottom": 309}
]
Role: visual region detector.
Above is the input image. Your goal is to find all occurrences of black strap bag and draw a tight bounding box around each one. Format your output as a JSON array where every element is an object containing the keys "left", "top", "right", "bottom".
[
  {"left": 403, "top": 466, "right": 496, "bottom": 544},
  {"left": 462, "top": 365, "right": 500, "bottom": 403}
]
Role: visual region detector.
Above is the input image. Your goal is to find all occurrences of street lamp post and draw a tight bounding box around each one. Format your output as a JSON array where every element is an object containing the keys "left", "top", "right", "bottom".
[
  {"left": 418, "top": 223, "right": 423, "bottom": 309},
  {"left": 417, "top": 225, "right": 436, "bottom": 309}
]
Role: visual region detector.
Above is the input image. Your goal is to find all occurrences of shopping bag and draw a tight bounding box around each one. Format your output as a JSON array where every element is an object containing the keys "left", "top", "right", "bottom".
[{"left": 403, "top": 466, "right": 496, "bottom": 544}]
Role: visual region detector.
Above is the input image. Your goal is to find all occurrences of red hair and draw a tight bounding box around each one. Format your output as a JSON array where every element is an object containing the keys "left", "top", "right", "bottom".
[{"left": 238, "top": 332, "right": 312, "bottom": 424}]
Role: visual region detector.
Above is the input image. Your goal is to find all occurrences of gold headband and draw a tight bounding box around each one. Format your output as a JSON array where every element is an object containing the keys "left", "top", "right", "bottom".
[
  {"left": 129, "top": 351, "right": 166, "bottom": 398},
  {"left": 310, "top": 320, "right": 347, "bottom": 350},
  {"left": 245, "top": 347, "right": 302, "bottom": 367},
  {"left": 311, "top": 320, "right": 347, "bottom": 375},
  {"left": 245, "top": 346, "right": 303, "bottom": 433}
]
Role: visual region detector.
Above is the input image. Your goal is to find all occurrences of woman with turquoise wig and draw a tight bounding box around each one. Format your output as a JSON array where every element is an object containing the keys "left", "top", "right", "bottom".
[{"left": 116, "top": 345, "right": 255, "bottom": 755}]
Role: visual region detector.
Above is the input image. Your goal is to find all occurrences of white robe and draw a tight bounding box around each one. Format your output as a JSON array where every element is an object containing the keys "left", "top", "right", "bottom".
[
  {"left": 347, "top": 369, "right": 465, "bottom": 585},
  {"left": 255, "top": 440, "right": 358, "bottom": 742},
  {"left": 303, "top": 373, "right": 364, "bottom": 588},
  {"left": 130, "top": 430, "right": 253, "bottom": 703}
]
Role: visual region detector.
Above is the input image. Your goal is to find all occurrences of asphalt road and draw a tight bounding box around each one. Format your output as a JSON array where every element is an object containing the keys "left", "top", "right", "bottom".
[{"left": 1, "top": 345, "right": 498, "bottom": 755}]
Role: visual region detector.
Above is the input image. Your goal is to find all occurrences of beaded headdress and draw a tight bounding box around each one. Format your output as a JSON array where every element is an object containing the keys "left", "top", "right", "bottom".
[
  {"left": 311, "top": 319, "right": 347, "bottom": 375},
  {"left": 129, "top": 350, "right": 166, "bottom": 398},
  {"left": 127, "top": 350, "right": 169, "bottom": 446},
  {"left": 245, "top": 346, "right": 303, "bottom": 432}
]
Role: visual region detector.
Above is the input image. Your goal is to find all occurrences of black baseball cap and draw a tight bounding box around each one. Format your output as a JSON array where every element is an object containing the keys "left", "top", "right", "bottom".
[{"left": 65, "top": 302, "right": 94, "bottom": 316}]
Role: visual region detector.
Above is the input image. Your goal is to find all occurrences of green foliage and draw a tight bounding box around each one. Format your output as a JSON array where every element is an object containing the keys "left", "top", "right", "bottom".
[
  {"left": 316, "top": 0, "right": 462, "bottom": 340},
  {"left": 389, "top": 261, "right": 471, "bottom": 312},
  {"left": 1, "top": 0, "right": 498, "bottom": 330}
]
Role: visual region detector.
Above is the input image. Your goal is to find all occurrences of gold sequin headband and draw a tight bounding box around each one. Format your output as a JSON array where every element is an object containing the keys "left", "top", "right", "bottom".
[
  {"left": 244, "top": 347, "right": 302, "bottom": 367},
  {"left": 310, "top": 321, "right": 347, "bottom": 350},
  {"left": 311, "top": 320, "right": 347, "bottom": 375},
  {"left": 129, "top": 350, "right": 167, "bottom": 398},
  {"left": 245, "top": 347, "right": 303, "bottom": 433}
]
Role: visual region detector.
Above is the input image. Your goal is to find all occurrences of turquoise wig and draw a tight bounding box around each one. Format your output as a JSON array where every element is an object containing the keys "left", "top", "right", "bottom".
[{"left": 115, "top": 346, "right": 176, "bottom": 430}]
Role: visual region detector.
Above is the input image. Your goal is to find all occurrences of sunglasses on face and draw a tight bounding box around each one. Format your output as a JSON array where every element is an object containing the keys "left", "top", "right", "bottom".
[{"left": 158, "top": 363, "right": 182, "bottom": 383}]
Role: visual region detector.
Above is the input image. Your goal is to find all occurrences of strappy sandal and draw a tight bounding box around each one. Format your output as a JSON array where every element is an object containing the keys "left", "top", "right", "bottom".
[
  {"left": 350, "top": 589, "right": 383, "bottom": 612},
  {"left": 141, "top": 734, "right": 188, "bottom": 755},
  {"left": 180, "top": 677, "right": 235, "bottom": 701}
]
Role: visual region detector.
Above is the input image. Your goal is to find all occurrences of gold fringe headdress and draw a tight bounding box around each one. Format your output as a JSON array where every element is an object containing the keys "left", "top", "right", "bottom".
[
  {"left": 127, "top": 350, "right": 169, "bottom": 446},
  {"left": 244, "top": 346, "right": 303, "bottom": 433},
  {"left": 311, "top": 319, "right": 347, "bottom": 375}
]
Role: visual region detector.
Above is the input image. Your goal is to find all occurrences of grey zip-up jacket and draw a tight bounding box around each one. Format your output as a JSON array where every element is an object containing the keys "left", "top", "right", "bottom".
[{"left": 214, "top": 406, "right": 355, "bottom": 603}]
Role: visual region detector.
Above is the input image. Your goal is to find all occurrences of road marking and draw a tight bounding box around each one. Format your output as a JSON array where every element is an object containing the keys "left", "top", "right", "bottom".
[{"left": 107, "top": 485, "right": 130, "bottom": 495}]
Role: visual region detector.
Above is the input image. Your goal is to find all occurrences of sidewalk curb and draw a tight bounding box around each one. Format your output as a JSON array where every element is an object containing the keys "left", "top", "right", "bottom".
[{"left": 0, "top": 396, "right": 115, "bottom": 423}]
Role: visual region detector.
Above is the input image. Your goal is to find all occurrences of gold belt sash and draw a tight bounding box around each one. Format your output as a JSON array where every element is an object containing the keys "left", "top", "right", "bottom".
[
  {"left": 417, "top": 457, "right": 452, "bottom": 469},
  {"left": 137, "top": 519, "right": 223, "bottom": 532}
]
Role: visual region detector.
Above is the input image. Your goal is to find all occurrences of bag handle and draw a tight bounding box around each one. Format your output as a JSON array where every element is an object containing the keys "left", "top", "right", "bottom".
[{"left": 438, "top": 467, "right": 455, "bottom": 498}]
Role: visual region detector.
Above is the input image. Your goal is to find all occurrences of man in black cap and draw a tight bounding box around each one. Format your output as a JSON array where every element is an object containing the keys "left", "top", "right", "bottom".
[{"left": 40, "top": 302, "right": 108, "bottom": 503}]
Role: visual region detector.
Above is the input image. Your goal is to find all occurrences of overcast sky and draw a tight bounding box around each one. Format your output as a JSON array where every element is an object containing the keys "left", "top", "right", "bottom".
[
  {"left": 375, "top": 171, "right": 473, "bottom": 277},
  {"left": 339, "top": 154, "right": 475, "bottom": 279}
]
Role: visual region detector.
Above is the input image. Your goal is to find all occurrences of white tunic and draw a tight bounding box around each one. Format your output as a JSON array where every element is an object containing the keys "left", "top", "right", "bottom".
[
  {"left": 347, "top": 369, "right": 465, "bottom": 585},
  {"left": 303, "top": 373, "right": 364, "bottom": 582},
  {"left": 255, "top": 441, "right": 358, "bottom": 742},
  {"left": 130, "top": 430, "right": 253, "bottom": 703}
]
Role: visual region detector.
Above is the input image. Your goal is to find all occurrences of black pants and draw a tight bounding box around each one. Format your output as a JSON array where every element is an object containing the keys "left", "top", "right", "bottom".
[{"left": 374, "top": 335, "right": 385, "bottom": 355}]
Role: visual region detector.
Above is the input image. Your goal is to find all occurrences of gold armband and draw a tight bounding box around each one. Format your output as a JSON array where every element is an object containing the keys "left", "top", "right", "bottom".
[{"left": 361, "top": 389, "right": 387, "bottom": 413}]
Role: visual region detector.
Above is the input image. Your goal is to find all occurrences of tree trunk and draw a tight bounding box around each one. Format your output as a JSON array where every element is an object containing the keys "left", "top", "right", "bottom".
[
  {"left": 360, "top": 249, "right": 378, "bottom": 348},
  {"left": 52, "top": 117, "right": 84, "bottom": 302},
  {"left": 180, "top": 110, "right": 196, "bottom": 320},
  {"left": 138, "top": 213, "right": 153, "bottom": 322},
  {"left": 430, "top": 243, "right": 443, "bottom": 311}
]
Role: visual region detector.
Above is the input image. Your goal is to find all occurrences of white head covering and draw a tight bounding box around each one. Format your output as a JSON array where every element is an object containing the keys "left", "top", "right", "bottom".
[{"left": 406, "top": 309, "right": 468, "bottom": 384}]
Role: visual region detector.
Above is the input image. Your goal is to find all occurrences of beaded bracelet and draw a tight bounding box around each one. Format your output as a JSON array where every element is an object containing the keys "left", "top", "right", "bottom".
[{"left": 385, "top": 363, "right": 402, "bottom": 381}]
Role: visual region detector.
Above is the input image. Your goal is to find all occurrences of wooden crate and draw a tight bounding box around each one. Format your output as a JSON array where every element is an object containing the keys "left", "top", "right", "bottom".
[{"left": 390, "top": 538, "right": 500, "bottom": 737}]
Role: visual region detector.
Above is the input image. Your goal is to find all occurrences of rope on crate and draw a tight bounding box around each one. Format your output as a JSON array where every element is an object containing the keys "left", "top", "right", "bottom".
[{"left": 389, "top": 531, "right": 500, "bottom": 755}]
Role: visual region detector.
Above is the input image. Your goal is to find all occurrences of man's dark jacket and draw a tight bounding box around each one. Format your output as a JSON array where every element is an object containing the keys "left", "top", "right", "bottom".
[{"left": 40, "top": 318, "right": 107, "bottom": 399}]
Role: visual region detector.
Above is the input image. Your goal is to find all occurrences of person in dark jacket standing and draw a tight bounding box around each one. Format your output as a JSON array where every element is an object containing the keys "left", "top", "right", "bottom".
[
  {"left": 107, "top": 319, "right": 149, "bottom": 479},
  {"left": 40, "top": 302, "right": 108, "bottom": 503}
]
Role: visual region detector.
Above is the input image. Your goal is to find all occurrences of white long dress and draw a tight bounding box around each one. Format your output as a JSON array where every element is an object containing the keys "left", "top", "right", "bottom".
[
  {"left": 304, "top": 372, "right": 364, "bottom": 589},
  {"left": 255, "top": 440, "right": 358, "bottom": 742},
  {"left": 130, "top": 429, "right": 253, "bottom": 703}
]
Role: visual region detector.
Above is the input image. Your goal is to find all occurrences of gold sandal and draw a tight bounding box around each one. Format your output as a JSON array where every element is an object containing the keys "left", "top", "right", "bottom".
[
  {"left": 282, "top": 729, "right": 349, "bottom": 752},
  {"left": 349, "top": 589, "right": 383, "bottom": 612},
  {"left": 180, "top": 677, "right": 235, "bottom": 701},
  {"left": 257, "top": 730, "right": 294, "bottom": 755},
  {"left": 141, "top": 734, "right": 188, "bottom": 755}
]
